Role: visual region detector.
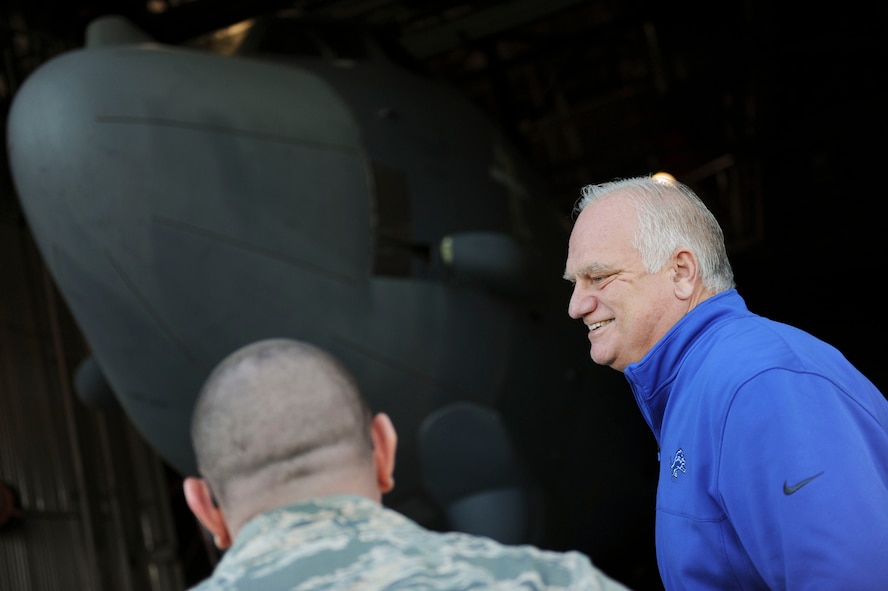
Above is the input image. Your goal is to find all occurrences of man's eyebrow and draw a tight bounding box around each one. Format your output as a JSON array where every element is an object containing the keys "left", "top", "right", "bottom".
[{"left": 563, "top": 262, "right": 611, "bottom": 281}]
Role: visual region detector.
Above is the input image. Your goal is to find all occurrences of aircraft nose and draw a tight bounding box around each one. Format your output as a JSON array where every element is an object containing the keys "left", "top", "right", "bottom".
[{"left": 5, "top": 41, "right": 372, "bottom": 475}]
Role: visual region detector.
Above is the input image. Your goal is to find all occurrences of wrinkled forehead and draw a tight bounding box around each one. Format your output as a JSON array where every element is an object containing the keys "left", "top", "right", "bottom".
[
  {"left": 569, "top": 195, "right": 637, "bottom": 257},
  {"left": 564, "top": 195, "right": 644, "bottom": 283}
]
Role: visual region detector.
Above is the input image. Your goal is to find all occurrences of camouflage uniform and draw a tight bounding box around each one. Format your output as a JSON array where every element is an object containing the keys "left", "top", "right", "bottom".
[{"left": 189, "top": 494, "right": 631, "bottom": 590}]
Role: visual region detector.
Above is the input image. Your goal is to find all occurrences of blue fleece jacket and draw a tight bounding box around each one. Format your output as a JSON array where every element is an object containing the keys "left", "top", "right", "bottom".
[{"left": 624, "top": 289, "right": 888, "bottom": 590}]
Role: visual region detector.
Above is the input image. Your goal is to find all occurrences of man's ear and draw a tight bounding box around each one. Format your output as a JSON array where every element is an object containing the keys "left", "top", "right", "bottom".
[
  {"left": 671, "top": 248, "right": 699, "bottom": 300},
  {"left": 183, "top": 477, "right": 232, "bottom": 550},
  {"left": 370, "top": 413, "right": 398, "bottom": 494}
]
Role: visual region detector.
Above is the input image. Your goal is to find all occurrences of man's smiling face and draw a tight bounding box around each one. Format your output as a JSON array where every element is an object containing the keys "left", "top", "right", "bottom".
[{"left": 564, "top": 194, "right": 682, "bottom": 372}]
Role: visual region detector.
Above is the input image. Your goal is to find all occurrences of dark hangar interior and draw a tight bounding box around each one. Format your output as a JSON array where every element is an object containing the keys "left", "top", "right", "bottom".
[{"left": 0, "top": 1, "right": 885, "bottom": 590}]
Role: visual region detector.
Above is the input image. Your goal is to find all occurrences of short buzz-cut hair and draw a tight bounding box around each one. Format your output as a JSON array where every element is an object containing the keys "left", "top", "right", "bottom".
[{"left": 190, "top": 338, "right": 374, "bottom": 503}]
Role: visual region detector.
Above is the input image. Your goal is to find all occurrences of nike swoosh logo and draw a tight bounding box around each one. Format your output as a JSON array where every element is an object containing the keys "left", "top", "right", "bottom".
[{"left": 783, "top": 471, "right": 824, "bottom": 495}]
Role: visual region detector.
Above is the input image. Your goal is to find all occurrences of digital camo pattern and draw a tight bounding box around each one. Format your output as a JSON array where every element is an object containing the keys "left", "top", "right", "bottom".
[{"left": 190, "top": 495, "right": 632, "bottom": 591}]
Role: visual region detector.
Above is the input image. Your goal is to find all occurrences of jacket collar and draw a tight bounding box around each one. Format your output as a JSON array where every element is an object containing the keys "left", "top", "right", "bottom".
[{"left": 623, "top": 289, "right": 747, "bottom": 443}]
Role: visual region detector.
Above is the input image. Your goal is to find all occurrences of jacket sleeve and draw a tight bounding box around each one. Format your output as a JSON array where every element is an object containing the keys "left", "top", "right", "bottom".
[{"left": 719, "top": 369, "right": 888, "bottom": 590}]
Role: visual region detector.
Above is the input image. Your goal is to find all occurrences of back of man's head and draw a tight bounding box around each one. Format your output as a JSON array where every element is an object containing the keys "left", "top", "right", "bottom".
[{"left": 191, "top": 338, "right": 375, "bottom": 511}]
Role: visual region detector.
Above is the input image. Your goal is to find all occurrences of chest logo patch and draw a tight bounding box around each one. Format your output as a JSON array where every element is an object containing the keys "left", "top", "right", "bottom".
[{"left": 670, "top": 448, "right": 687, "bottom": 480}]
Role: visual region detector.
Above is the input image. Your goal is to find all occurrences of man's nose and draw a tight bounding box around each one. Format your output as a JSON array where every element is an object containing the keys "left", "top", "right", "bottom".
[{"left": 567, "top": 285, "right": 592, "bottom": 320}]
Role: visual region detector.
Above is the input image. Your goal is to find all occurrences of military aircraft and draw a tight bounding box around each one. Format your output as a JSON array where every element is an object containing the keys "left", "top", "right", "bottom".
[{"left": 6, "top": 11, "right": 658, "bottom": 581}]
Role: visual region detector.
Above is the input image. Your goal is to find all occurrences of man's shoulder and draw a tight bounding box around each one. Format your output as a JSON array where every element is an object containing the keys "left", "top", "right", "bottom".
[{"left": 189, "top": 497, "right": 632, "bottom": 591}]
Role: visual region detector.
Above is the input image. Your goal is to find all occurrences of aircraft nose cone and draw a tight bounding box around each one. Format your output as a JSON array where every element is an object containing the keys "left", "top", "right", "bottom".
[{"left": 5, "top": 42, "right": 373, "bottom": 475}]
